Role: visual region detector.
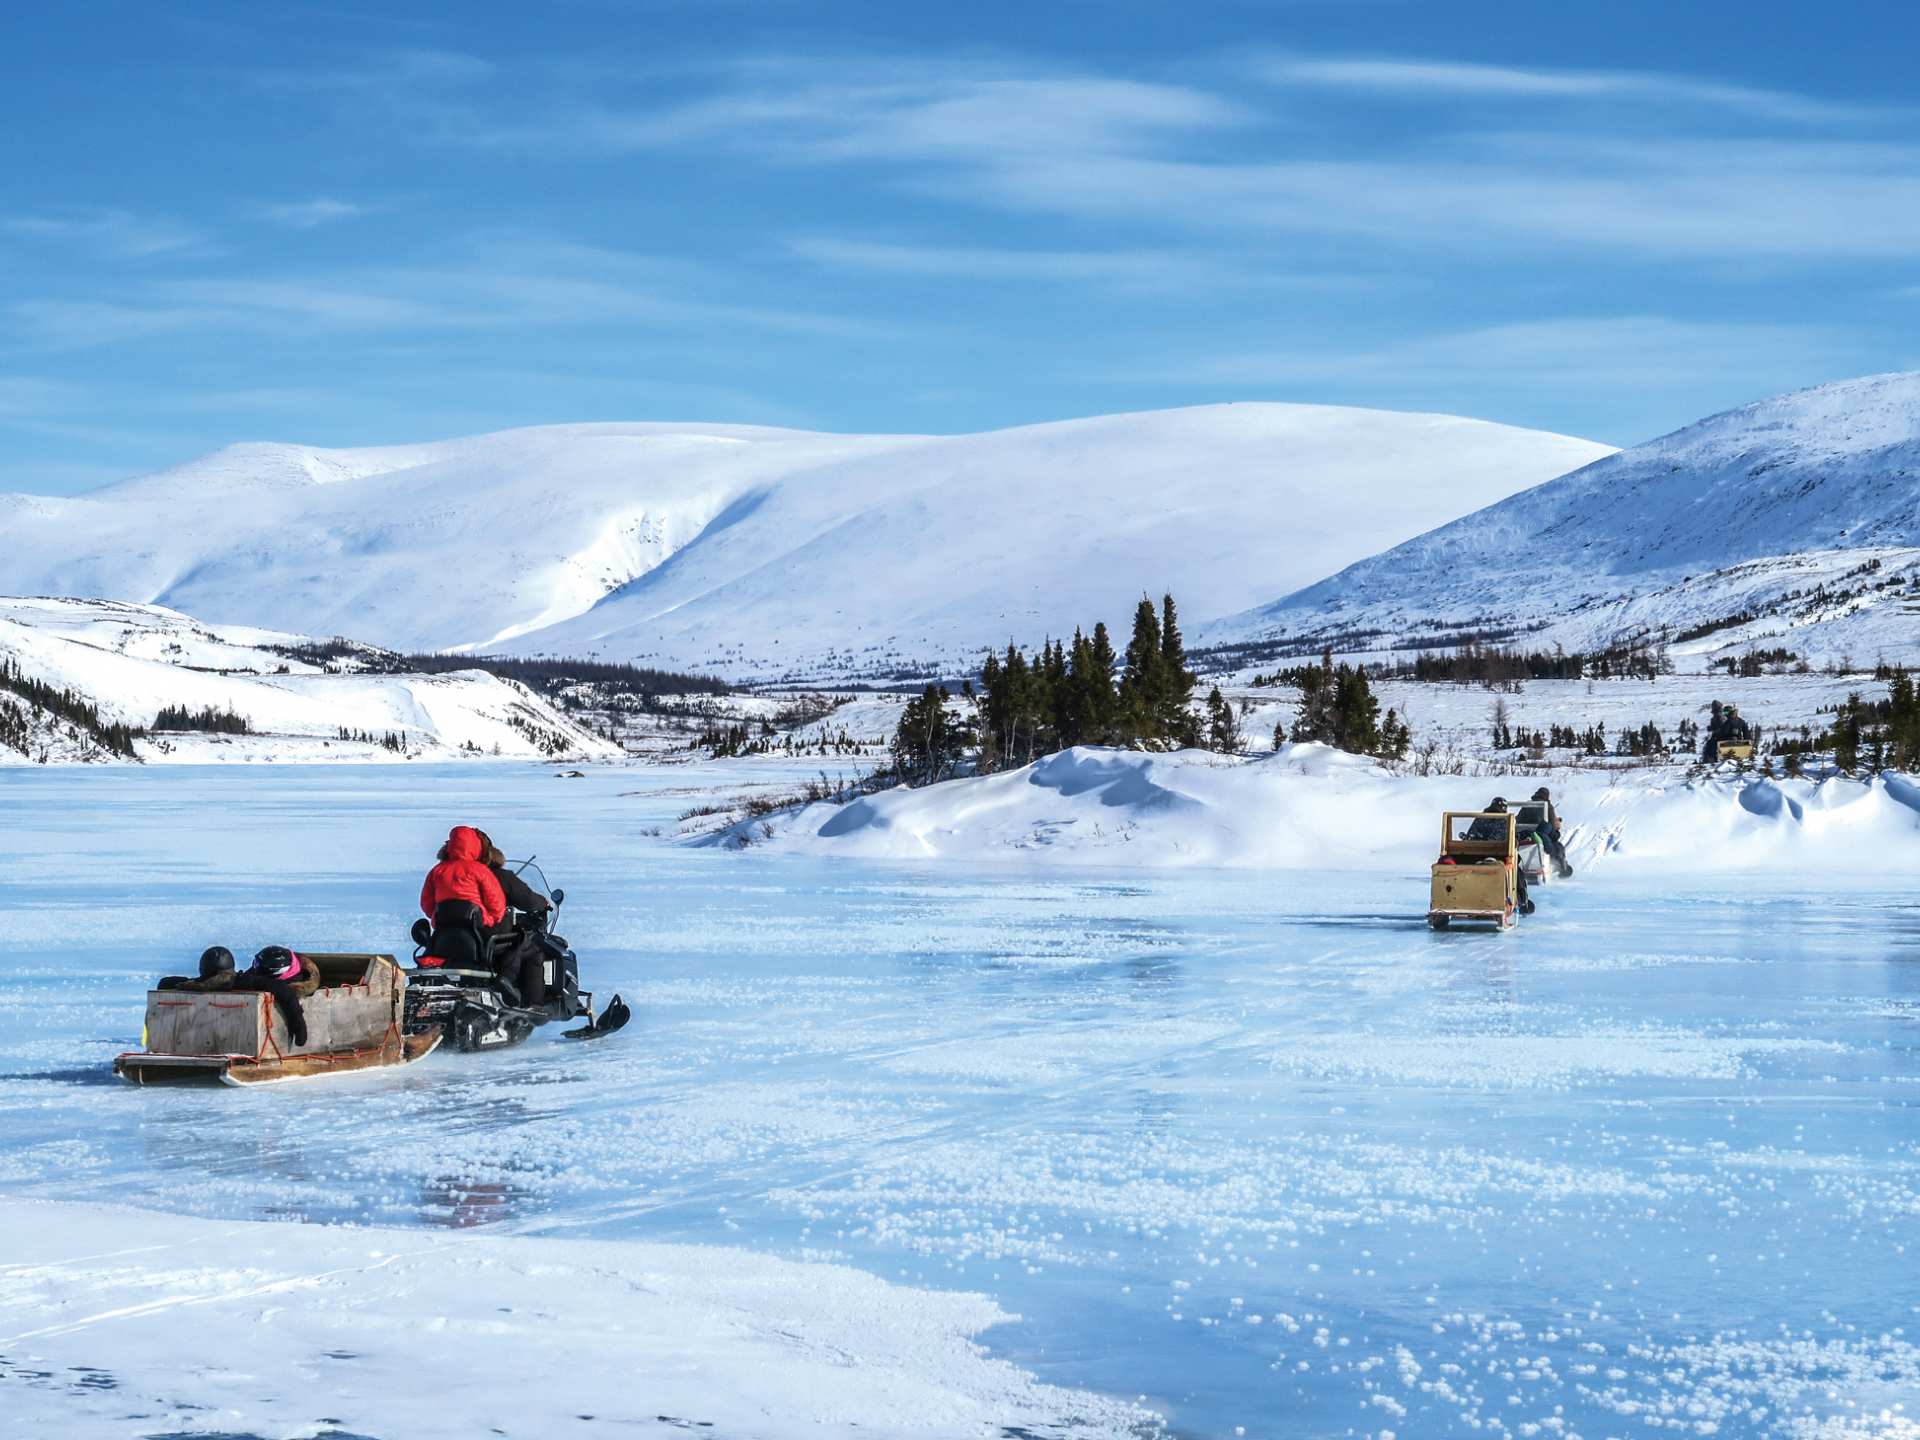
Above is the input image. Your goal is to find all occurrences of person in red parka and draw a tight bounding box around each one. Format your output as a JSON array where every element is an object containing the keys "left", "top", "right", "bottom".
[{"left": 419, "top": 825, "right": 506, "bottom": 970}]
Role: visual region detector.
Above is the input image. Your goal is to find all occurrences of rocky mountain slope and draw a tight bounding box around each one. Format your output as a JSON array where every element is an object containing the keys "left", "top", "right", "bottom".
[{"left": 1207, "top": 373, "right": 1920, "bottom": 672}]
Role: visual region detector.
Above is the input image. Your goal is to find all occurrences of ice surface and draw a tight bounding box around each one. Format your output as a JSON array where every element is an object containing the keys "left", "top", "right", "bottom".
[{"left": 3, "top": 762, "right": 1919, "bottom": 1438}]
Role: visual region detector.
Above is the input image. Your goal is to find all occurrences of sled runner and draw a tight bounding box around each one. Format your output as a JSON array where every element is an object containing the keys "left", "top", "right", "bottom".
[
  {"left": 1428, "top": 811, "right": 1522, "bottom": 931},
  {"left": 115, "top": 953, "right": 440, "bottom": 1086}
]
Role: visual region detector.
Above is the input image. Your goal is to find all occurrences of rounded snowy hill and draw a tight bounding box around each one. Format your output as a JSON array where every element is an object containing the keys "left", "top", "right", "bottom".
[
  {"left": 0, "top": 405, "right": 1609, "bottom": 680},
  {"left": 1214, "top": 372, "right": 1920, "bottom": 668}
]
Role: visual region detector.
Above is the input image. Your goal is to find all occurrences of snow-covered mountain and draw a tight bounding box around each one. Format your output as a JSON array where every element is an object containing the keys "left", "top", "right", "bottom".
[
  {"left": 0, "top": 406, "right": 1609, "bottom": 682},
  {"left": 0, "top": 597, "right": 616, "bottom": 763},
  {"left": 1209, "top": 373, "right": 1920, "bottom": 671}
]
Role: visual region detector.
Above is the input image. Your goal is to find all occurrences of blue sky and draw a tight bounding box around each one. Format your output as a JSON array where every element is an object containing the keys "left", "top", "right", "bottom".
[{"left": 5, "top": 0, "right": 1919, "bottom": 494}]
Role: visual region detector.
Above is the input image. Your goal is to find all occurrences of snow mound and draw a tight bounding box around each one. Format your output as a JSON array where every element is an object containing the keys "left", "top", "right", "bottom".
[
  {"left": 1213, "top": 372, "right": 1920, "bottom": 671},
  {"left": 0, "top": 1199, "right": 1149, "bottom": 1440},
  {"left": 0, "top": 406, "right": 1608, "bottom": 680},
  {"left": 0, "top": 596, "right": 616, "bottom": 764},
  {"left": 759, "top": 743, "right": 1920, "bottom": 873}
]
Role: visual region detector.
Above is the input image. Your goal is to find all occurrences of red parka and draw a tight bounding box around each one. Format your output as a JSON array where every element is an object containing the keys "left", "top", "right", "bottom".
[{"left": 420, "top": 826, "right": 507, "bottom": 927}]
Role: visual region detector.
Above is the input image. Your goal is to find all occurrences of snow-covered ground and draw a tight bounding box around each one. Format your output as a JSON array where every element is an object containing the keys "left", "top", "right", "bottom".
[
  {"left": 0, "top": 405, "right": 1608, "bottom": 679},
  {"left": 752, "top": 742, "right": 1920, "bottom": 874},
  {"left": 0, "top": 596, "right": 616, "bottom": 763},
  {"left": 5, "top": 763, "right": 1919, "bottom": 1438}
]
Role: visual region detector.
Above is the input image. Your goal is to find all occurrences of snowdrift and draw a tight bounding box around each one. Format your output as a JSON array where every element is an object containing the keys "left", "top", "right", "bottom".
[
  {"left": 0, "top": 596, "right": 616, "bottom": 764},
  {"left": 0, "top": 405, "right": 1608, "bottom": 679},
  {"left": 1214, "top": 371, "right": 1920, "bottom": 671},
  {"left": 758, "top": 743, "right": 1920, "bottom": 875},
  {"left": 0, "top": 1199, "right": 1147, "bottom": 1440}
]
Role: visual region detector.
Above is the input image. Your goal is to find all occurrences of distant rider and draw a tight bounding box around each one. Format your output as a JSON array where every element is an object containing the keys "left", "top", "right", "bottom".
[
  {"left": 1465, "top": 798, "right": 1531, "bottom": 911},
  {"left": 419, "top": 825, "right": 506, "bottom": 971},
  {"left": 1702, "top": 701, "right": 1754, "bottom": 762},
  {"left": 1529, "top": 786, "right": 1573, "bottom": 878}
]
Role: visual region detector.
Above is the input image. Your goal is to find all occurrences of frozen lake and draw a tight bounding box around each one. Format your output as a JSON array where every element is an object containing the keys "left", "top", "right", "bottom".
[{"left": 3, "top": 762, "right": 1919, "bottom": 1438}]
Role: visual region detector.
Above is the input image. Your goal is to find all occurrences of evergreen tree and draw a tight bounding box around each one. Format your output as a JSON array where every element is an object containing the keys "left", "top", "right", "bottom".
[
  {"left": 975, "top": 651, "right": 1004, "bottom": 773},
  {"left": 1833, "top": 695, "right": 1862, "bottom": 772},
  {"left": 1290, "top": 648, "right": 1338, "bottom": 745},
  {"left": 1205, "top": 687, "right": 1240, "bottom": 754},
  {"left": 1064, "top": 628, "right": 1103, "bottom": 747},
  {"left": 893, "top": 684, "right": 962, "bottom": 786},
  {"left": 1158, "top": 593, "right": 1198, "bottom": 745},
  {"left": 1332, "top": 664, "right": 1381, "bottom": 755},
  {"left": 1118, "top": 597, "right": 1164, "bottom": 743},
  {"left": 1287, "top": 648, "right": 1403, "bottom": 759},
  {"left": 1088, "top": 621, "right": 1119, "bottom": 741},
  {"left": 1378, "top": 707, "right": 1411, "bottom": 760}
]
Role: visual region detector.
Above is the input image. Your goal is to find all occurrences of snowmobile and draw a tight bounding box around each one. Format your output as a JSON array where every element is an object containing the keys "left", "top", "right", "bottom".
[
  {"left": 1428, "top": 810, "right": 1529, "bottom": 931},
  {"left": 402, "top": 862, "right": 628, "bottom": 1053}
]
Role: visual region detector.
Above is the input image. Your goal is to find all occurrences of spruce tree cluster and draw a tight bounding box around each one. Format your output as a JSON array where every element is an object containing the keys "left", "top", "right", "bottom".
[
  {"left": 1278, "top": 649, "right": 1410, "bottom": 760},
  {"left": 336, "top": 726, "right": 411, "bottom": 752},
  {"left": 1773, "top": 671, "right": 1920, "bottom": 773},
  {"left": 154, "top": 703, "right": 250, "bottom": 734},
  {"left": 971, "top": 595, "right": 1202, "bottom": 772},
  {"left": 0, "top": 658, "right": 143, "bottom": 758},
  {"left": 892, "top": 684, "right": 966, "bottom": 786}
]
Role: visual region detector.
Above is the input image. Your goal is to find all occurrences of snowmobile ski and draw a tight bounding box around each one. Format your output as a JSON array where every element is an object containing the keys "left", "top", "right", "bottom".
[{"left": 562, "top": 993, "right": 630, "bottom": 1041}]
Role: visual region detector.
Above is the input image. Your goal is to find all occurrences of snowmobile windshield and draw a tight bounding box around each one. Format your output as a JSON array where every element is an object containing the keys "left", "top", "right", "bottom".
[{"left": 509, "top": 858, "right": 556, "bottom": 904}]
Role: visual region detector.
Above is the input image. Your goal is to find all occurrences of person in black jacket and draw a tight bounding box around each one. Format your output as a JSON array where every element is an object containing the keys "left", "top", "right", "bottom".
[
  {"left": 474, "top": 831, "right": 550, "bottom": 931},
  {"left": 1529, "top": 787, "right": 1573, "bottom": 878},
  {"left": 475, "top": 830, "right": 553, "bottom": 1005},
  {"left": 233, "top": 946, "right": 320, "bottom": 1046},
  {"left": 1465, "top": 799, "right": 1531, "bottom": 912}
]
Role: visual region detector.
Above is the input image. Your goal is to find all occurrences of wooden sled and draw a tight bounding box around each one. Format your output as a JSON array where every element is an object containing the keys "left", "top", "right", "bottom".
[
  {"left": 1428, "top": 811, "right": 1521, "bottom": 931},
  {"left": 115, "top": 952, "right": 440, "bottom": 1087}
]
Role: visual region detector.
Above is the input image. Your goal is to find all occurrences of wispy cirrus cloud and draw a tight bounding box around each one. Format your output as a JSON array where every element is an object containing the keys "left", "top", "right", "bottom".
[
  {"left": 924, "top": 140, "right": 1920, "bottom": 259},
  {"left": 464, "top": 61, "right": 1248, "bottom": 162},
  {"left": 787, "top": 235, "right": 1371, "bottom": 295},
  {"left": 258, "top": 198, "right": 368, "bottom": 229},
  {"left": 1251, "top": 52, "right": 1889, "bottom": 125},
  {"left": 2, "top": 207, "right": 217, "bottom": 261},
  {"left": 4, "top": 234, "right": 904, "bottom": 353},
  {"left": 254, "top": 46, "right": 495, "bottom": 92},
  {"left": 0, "top": 375, "right": 88, "bottom": 419},
  {"left": 1122, "top": 316, "right": 1860, "bottom": 393},
  {"left": 406, "top": 50, "right": 1920, "bottom": 263}
]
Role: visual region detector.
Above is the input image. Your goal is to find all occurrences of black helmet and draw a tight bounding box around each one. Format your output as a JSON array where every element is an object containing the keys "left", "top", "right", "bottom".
[
  {"left": 198, "top": 946, "right": 235, "bottom": 979},
  {"left": 254, "top": 945, "right": 295, "bottom": 972},
  {"left": 1531, "top": 787, "right": 1550, "bottom": 801},
  {"left": 1487, "top": 796, "right": 1507, "bottom": 811}
]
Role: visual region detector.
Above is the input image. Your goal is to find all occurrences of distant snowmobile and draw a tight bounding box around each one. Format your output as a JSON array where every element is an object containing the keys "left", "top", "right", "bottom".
[{"left": 403, "top": 862, "right": 628, "bottom": 1052}]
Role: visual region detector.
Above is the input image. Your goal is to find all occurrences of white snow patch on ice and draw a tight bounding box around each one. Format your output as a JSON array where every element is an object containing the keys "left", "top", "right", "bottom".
[{"left": 0, "top": 1199, "right": 1151, "bottom": 1439}]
